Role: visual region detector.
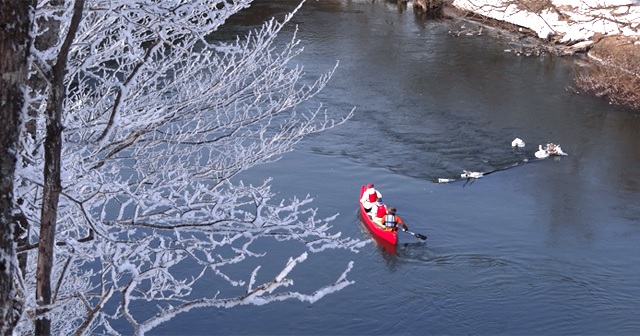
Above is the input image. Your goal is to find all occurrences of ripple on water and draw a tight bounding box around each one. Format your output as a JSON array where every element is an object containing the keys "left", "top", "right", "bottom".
[{"left": 359, "top": 243, "right": 640, "bottom": 334}]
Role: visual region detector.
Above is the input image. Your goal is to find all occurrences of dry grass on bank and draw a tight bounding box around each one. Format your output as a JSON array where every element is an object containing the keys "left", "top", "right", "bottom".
[
  {"left": 575, "top": 35, "right": 640, "bottom": 111},
  {"left": 516, "top": 0, "right": 553, "bottom": 14}
]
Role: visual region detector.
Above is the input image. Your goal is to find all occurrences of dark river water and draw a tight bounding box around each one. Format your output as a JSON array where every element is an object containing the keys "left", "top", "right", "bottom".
[{"left": 156, "top": 1, "right": 640, "bottom": 335}]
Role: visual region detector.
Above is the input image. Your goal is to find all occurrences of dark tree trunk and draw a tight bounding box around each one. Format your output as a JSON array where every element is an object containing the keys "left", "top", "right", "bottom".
[
  {"left": 34, "top": 1, "right": 85, "bottom": 335},
  {"left": 25, "top": 0, "right": 65, "bottom": 140},
  {"left": 15, "top": 0, "right": 65, "bottom": 297},
  {"left": 0, "top": 1, "right": 36, "bottom": 335}
]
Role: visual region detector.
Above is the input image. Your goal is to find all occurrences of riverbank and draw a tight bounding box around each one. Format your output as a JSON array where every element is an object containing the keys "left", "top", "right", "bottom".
[{"left": 443, "top": 0, "right": 640, "bottom": 111}]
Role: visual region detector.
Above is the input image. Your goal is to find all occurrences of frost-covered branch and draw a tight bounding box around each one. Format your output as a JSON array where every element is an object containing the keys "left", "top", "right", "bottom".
[
  {"left": 12, "top": 0, "right": 359, "bottom": 334},
  {"left": 131, "top": 253, "right": 355, "bottom": 335}
]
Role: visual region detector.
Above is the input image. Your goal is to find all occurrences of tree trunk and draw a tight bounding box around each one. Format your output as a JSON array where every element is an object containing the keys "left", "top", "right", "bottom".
[
  {"left": 25, "top": 0, "right": 65, "bottom": 140},
  {"left": 16, "top": 0, "right": 65, "bottom": 298},
  {"left": 0, "top": 1, "right": 36, "bottom": 335},
  {"left": 34, "top": 1, "right": 85, "bottom": 334}
]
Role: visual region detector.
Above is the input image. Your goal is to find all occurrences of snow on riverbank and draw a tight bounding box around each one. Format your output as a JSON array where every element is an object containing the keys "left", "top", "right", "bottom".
[{"left": 452, "top": 0, "right": 640, "bottom": 43}]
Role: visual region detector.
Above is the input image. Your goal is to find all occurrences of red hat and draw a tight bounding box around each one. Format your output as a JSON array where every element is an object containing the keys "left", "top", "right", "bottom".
[{"left": 366, "top": 183, "right": 374, "bottom": 188}]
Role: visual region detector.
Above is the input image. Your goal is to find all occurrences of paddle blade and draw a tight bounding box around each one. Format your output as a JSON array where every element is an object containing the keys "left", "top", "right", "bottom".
[{"left": 402, "top": 229, "right": 427, "bottom": 240}]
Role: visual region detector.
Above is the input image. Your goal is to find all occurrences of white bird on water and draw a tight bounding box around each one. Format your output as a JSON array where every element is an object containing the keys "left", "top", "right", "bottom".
[
  {"left": 535, "top": 145, "right": 549, "bottom": 159},
  {"left": 545, "top": 143, "right": 568, "bottom": 156},
  {"left": 511, "top": 138, "right": 525, "bottom": 147},
  {"left": 461, "top": 170, "right": 483, "bottom": 179}
]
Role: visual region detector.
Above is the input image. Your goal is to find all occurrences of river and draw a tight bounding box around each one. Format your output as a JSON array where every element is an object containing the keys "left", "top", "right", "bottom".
[{"left": 155, "top": 1, "right": 640, "bottom": 335}]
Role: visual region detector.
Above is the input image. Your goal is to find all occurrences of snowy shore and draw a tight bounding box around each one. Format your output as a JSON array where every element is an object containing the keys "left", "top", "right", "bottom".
[
  {"left": 438, "top": 0, "right": 640, "bottom": 110},
  {"left": 451, "top": 0, "right": 640, "bottom": 45}
]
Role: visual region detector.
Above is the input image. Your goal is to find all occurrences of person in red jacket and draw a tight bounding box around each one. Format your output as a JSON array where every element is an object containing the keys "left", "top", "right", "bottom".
[
  {"left": 370, "top": 198, "right": 387, "bottom": 226},
  {"left": 360, "top": 183, "right": 382, "bottom": 212},
  {"left": 383, "top": 207, "right": 409, "bottom": 232}
]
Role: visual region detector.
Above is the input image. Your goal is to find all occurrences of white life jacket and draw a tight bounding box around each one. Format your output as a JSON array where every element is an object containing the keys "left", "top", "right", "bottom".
[{"left": 384, "top": 214, "right": 397, "bottom": 228}]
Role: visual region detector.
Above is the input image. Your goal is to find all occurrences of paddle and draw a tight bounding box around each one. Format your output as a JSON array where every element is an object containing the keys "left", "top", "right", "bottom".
[{"left": 401, "top": 228, "right": 427, "bottom": 240}]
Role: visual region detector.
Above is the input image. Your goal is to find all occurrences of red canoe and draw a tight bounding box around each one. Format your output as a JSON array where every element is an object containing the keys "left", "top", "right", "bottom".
[{"left": 358, "top": 185, "right": 397, "bottom": 246}]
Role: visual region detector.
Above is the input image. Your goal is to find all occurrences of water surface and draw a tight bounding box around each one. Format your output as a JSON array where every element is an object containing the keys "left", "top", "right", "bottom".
[{"left": 157, "top": 1, "right": 640, "bottom": 334}]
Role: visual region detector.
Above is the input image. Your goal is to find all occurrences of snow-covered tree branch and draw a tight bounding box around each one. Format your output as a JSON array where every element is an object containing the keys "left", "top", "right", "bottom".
[{"left": 11, "top": 0, "right": 359, "bottom": 334}]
